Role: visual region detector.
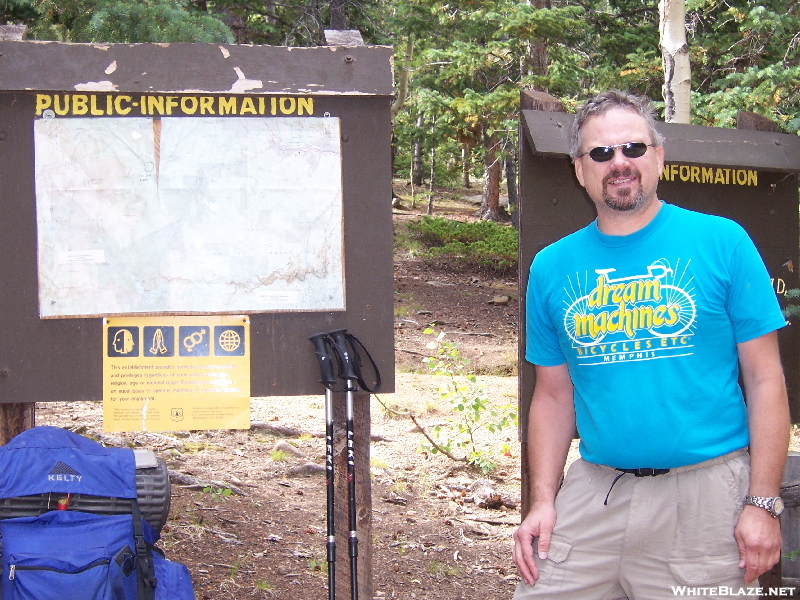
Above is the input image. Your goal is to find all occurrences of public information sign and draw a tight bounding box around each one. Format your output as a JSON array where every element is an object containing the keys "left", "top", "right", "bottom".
[
  {"left": 0, "top": 42, "right": 395, "bottom": 407},
  {"left": 103, "top": 316, "right": 250, "bottom": 432}
]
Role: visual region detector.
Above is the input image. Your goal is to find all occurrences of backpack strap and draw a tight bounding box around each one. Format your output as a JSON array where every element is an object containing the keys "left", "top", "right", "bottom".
[{"left": 131, "top": 499, "right": 157, "bottom": 600}]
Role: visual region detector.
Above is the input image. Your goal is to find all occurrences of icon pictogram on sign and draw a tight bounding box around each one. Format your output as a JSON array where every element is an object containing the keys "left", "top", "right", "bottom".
[
  {"left": 107, "top": 327, "right": 139, "bottom": 357},
  {"left": 143, "top": 326, "right": 175, "bottom": 357},
  {"left": 178, "top": 326, "right": 210, "bottom": 356},
  {"left": 214, "top": 326, "right": 245, "bottom": 356}
]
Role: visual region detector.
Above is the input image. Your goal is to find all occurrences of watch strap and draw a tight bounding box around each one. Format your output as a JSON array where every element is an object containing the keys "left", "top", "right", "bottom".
[{"left": 744, "top": 495, "right": 782, "bottom": 517}]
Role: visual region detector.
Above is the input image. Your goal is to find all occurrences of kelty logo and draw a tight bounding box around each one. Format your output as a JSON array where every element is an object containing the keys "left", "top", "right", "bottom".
[{"left": 48, "top": 461, "right": 83, "bottom": 483}]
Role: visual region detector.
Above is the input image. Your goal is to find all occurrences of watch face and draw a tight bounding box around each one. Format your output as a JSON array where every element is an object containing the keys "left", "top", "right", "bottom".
[{"left": 772, "top": 497, "right": 785, "bottom": 516}]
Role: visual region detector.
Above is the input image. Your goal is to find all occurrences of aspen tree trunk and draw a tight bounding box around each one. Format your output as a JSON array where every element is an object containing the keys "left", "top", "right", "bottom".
[
  {"left": 461, "top": 145, "right": 471, "bottom": 189},
  {"left": 505, "top": 151, "right": 519, "bottom": 229},
  {"left": 659, "top": 0, "right": 691, "bottom": 123},
  {"left": 412, "top": 114, "right": 424, "bottom": 187},
  {"left": 391, "top": 38, "right": 413, "bottom": 124}
]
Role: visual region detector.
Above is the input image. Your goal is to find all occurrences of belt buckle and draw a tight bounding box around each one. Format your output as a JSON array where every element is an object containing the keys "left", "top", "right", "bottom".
[{"left": 635, "top": 468, "right": 657, "bottom": 477}]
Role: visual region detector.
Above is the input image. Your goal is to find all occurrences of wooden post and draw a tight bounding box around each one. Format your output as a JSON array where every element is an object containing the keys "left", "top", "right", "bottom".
[
  {"left": 520, "top": 89, "right": 566, "bottom": 113},
  {"left": 323, "top": 30, "right": 365, "bottom": 46},
  {"left": 518, "top": 88, "right": 564, "bottom": 519},
  {"left": 0, "top": 403, "right": 35, "bottom": 445},
  {"left": 332, "top": 390, "right": 372, "bottom": 600},
  {"left": 737, "top": 111, "right": 780, "bottom": 133}
]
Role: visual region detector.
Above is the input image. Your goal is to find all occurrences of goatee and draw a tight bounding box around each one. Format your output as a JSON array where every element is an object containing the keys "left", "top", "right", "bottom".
[{"left": 602, "top": 168, "right": 644, "bottom": 212}]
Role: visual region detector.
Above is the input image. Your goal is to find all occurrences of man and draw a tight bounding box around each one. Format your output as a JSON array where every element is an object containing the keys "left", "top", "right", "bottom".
[{"left": 511, "top": 90, "right": 790, "bottom": 599}]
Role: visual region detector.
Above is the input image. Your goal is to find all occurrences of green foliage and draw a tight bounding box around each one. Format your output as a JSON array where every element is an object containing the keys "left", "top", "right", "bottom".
[
  {"left": 785, "top": 549, "right": 800, "bottom": 562},
  {"left": 254, "top": 578, "right": 275, "bottom": 592},
  {"left": 687, "top": 0, "right": 800, "bottom": 130},
  {"left": 229, "top": 556, "right": 242, "bottom": 578},
  {"left": 202, "top": 485, "right": 233, "bottom": 501},
  {"left": 209, "top": 0, "right": 389, "bottom": 46},
  {"left": 14, "top": 0, "right": 392, "bottom": 45},
  {"left": 270, "top": 449, "right": 291, "bottom": 462},
  {"left": 306, "top": 557, "right": 327, "bottom": 573},
  {"left": 420, "top": 328, "right": 517, "bottom": 474},
  {"left": 1, "top": 0, "right": 40, "bottom": 25},
  {"left": 425, "top": 559, "right": 460, "bottom": 577},
  {"left": 406, "top": 216, "right": 517, "bottom": 273},
  {"left": 783, "top": 289, "right": 800, "bottom": 320},
  {"left": 28, "top": 0, "right": 233, "bottom": 42}
]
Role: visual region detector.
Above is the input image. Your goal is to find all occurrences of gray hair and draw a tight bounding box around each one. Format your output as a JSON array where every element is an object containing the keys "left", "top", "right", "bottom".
[{"left": 569, "top": 90, "right": 664, "bottom": 160}]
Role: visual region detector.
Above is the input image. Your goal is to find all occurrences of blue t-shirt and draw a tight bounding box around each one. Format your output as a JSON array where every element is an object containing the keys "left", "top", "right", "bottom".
[{"left": 526, "top": 202, "right": 786, "bottom": 469}]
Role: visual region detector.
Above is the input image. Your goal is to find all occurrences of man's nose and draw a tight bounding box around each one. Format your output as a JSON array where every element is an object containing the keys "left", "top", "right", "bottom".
[{"left": 608, "top": 146, "right": 633, "bottom": 167}]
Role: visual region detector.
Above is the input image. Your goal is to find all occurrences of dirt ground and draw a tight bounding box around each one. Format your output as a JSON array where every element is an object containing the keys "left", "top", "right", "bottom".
[{"left": 35, "top": 195, "right": 529, "bottom": 600}]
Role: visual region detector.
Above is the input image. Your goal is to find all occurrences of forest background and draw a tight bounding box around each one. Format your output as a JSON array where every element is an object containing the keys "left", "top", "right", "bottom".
[{"left": 3, "top": 0, "right": 800, "bottom": 221}]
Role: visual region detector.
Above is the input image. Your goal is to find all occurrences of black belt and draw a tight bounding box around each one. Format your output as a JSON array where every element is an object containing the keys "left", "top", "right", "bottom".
[
  {"left": 615, "top": 467, "right": 670, "bottom": 477},
  {"left": 604, "top": 467, "right": 670, "bottom": 506}
]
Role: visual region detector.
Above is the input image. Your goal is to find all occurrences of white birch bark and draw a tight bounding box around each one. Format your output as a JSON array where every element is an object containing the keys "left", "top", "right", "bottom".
[
  {"left": 390, "top": 38, "right": 413, "bottom": 124},
  {"left": 659, "top": 0, "right": 691, "bottom": 123}
]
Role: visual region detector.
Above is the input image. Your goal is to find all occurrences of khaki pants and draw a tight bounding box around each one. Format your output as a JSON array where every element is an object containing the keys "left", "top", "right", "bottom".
[{"left": 513, "top": 449, "right": 755, "bottom": 600}]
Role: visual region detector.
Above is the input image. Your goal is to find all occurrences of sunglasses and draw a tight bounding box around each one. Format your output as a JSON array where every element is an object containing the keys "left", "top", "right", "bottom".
[{"left": 579, "top": 142, "right": 654, "bottom": 162}]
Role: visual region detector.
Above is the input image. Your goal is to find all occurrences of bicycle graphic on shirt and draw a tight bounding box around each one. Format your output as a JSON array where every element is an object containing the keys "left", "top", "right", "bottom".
[{"left": 563, "top": 259, "right": 696, "bottom": 347}]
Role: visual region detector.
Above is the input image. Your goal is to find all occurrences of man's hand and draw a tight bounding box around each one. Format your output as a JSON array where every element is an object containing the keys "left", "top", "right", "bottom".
[
  {"left": 512, "top": 502, "right": 557, "bottom": 586},
  {"left": 734, "top": 504, "right": 781, "bottom": 584}
]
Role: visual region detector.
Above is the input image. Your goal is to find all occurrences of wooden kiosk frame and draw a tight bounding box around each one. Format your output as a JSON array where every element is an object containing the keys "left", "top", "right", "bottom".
[{"left": 0, "top": 40, "right": 395, "bottom": 600}]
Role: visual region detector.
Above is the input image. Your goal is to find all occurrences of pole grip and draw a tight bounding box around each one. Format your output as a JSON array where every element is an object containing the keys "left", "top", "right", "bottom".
[
  {"left": 328, "top": 328, "right": 358, "bottom": 380},
  {"left": 309, "top": 333, "right": 337, "bottom": 386}
]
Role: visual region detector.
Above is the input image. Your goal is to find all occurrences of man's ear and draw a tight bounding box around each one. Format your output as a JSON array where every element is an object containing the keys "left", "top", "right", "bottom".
[
  {"left": 574, "top": 158, "right": 585, "bottom": 188},
  {"left": 654, "top": 145, "right": 665, "bottom": 174}
]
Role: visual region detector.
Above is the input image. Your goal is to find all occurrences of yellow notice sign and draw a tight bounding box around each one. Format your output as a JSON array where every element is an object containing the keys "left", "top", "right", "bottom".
[{"left": 103, "top": 316, "right": 250, "bottom": 432}]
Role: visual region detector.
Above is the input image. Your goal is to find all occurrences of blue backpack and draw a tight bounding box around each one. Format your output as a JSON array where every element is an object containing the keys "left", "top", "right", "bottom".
[{"left": 0, "top": 426, "right": 194, "bottom": 600}]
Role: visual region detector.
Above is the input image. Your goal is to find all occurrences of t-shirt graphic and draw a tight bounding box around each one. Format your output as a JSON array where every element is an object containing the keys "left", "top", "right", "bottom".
[{"left": 564, "top": 258, "right": 696, "bottom": 366}]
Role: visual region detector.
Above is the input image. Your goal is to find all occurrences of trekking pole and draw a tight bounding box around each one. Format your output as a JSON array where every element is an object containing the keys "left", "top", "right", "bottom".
[
  {"left": 309, "top": 332, "right": 339, "bottom": 600},
  {"left": 327, "top": 328, "right": 360, "bottom": 600}
]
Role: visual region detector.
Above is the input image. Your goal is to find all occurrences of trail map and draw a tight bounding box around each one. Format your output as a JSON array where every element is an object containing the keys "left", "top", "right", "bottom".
[{"left": 34, "top": 116, "right": 345, "bottom": 318}]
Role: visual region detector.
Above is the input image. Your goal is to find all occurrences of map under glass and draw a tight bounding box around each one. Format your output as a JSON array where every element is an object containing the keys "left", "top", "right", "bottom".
[{"left": 34, "top": 116, "right": 345, "bottom": 318}]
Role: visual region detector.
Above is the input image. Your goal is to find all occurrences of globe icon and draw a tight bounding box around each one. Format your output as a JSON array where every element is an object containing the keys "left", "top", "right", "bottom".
[{"left": 218, "top": 329, "right": 241, "bottom": 352}]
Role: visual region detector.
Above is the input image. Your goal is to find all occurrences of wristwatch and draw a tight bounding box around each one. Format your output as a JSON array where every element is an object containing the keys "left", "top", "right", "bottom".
[{"left": 744, "top": 495, "right": 785, "bottom": 518}]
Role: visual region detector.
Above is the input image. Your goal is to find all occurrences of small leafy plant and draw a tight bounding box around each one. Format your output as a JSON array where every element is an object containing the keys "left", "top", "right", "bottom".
[
  {"left": 270, "top": 449, "right": 291, "bottom": 463},
  {"left": 426, "top": 559, "right": 460, "bottom": 577},
  {"left": 254, "top": 578, "right": 274, "bottom": 592},
  {"left": 307, "top": 557, "right": 327, "bottom": 574},
  {"left": 419, "top": 328, "right": 517, "bottom": 473},
  {"left": 202, "top": 485, "right": 233, "bottom": 502}
]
